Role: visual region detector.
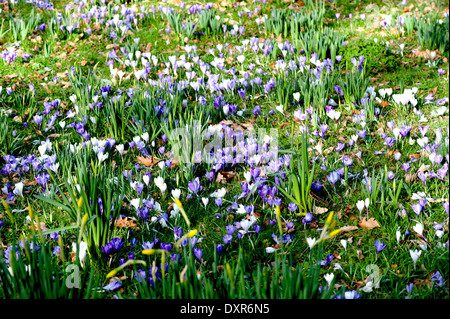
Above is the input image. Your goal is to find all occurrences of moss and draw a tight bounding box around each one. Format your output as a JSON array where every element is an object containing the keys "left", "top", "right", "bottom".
[{"left": 341, "top": 38, "right": 402, "bottom": 75}]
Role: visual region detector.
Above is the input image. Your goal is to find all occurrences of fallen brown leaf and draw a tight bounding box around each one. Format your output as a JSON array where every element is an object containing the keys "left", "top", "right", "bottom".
[
  {"left": 357, "top": 250, "right": 364, "bottom": 260},
  {"left": 216, "top": 173, "right": 227, "bottom": 183},
  {"left": 114, "top": 216, "right": 137, "bottom": 230},
  {"left": 417, "top": 164, "right": 430, "bottom": 173},
  {"left": 405, "top": 172, "right": 416, "bottom": 183},
  {"left": 339, "top": 225, "right": 359, "bottom": 232},
  {"left": 216, "top": 171, "right": 238, "bottom": 183},
  {"left": 136, "top": 155, "right": 161, "bottom": 167},
  {"left": 358, "top": 217, "right": 381, "bottom": 229},
  {"left": 313, "top": 206, "right": 328, "bottom": 215}
]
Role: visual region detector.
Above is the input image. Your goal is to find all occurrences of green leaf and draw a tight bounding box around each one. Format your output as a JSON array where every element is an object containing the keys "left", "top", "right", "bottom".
[
  {"left": 34, "top": 195, "right": 71, "bottom": 213},
  {"left": 40, "top": 225, "right": 79, "bottom": 236}
]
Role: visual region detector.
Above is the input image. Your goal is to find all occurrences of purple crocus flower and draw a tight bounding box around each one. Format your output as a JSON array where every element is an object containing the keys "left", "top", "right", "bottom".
[
  {"left": 411, "top": 203, "right": 422, "bottom": 216},
  {"left": 188, "top": 177, "right": 202, "bottom": 195},
  {"left": 334, "top": 85, "right": 343, "bottom": 96},
  {"left": 401, "top": 162, "right": 411, "bottom": 173},
  {"left": 437, "top": 163, "right": 448, "bottom": 180},
  {"left": 431, "top": 271, "right": 445, "bottom": 287},
  {"left": 142, "top": 241, "right": 155, "bottom": 250},
  {"left": 49, "top": 231, "right": 59, "bottom": 240},
  {"left": 302, "top": 212, "right": 314, "bottom": 224},
  {"left": 399, "top": 126, "right": 411, "bottom": 138},
  {"left": 387, "top": 171, "right": 395, "bottom": 180},
  {"left": 250, "top": 167, "right": 261, "bottom": 180},
  {"left": 223, "top": 234, "right": 232, "bottom": 245},
  {"left": 288, "top": 202, "right": 298, "bottom": 213},
  {"left": 110, "top": 237, "right": 124, "bottom": 251},
  {"left": 215, "top": 197, "right": 223, "bottom": 207},
  {"left": 357, "top": 129, "right": 366, "bottom": 140},
  {"left": 320, "top": 254, "right": 334, "bottom": 267},
  {"left": 193, "top": 247, "right": 203, "bottom": 261},
  {"left": 326, "top": 171, "right": 340, "bottom": 186},
  {"left": 384, "top": 136, "right": 396, "bottom": 149},
  {"left": 226, "top": 224, "right": 235, "bottom": 235},
  {"left": 160, "top": 243, "right": 173, "bottom": 252},
  {"left": 375, "top": 240, "right": 387, "bottom": 254},
  {"left": 417, "top": 172, "right": 427, "bottom": 186},
  {"left": 174, "top": 227, "right": 183, "bottom": 239},
  {"left": 419, "top": 126, "right": 429, "bottom": 137},
  {"left": 134, "top": 269, "right": 146, "bottom": 283},
  {"left": 102, "top": 280, "right": 122, "bottom": 291},
  {"left": 33, "top": 114, "right": 43, "bottom": 126},
  {"left": 98, "top": 198, "right": 104, "bottom": 214},
  {"left": 216, "top": 244, "right": 224, "bottom": 255},
  {"left": 286, "top": 221, "right": 294, "bottom": 230},
  {"left": 101, "top": 243, "right": 113, "bottom": 254},
  {"left": 52, "top": 246, "right": 61, "bottom": 256},
  {"left": 342, "top": 155, "right": 353, "bottom": 167},
  {"left": 405, "top": 283, "right": 414, "bottom": 299}
]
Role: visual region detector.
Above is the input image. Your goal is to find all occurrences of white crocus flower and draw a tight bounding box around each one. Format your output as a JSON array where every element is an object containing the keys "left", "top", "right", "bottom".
[
  {"left": 243, "top": 171, "right": 252, "bottom": 183},
  {"left": 306, "top": 237, "right": 317, "bottom": 250},
  {"left": 364, "top": 198, "right": 370, "bottom": 209},
  {"left": 143, "top": 175, "right": 150, "bottom": 186},
  {"left": 171, "top": 188, "right": 181, "bottom": 199},
  {"left": 130, "top": 198, "right": 141, "bottom": 211},
  {"left": 38, "top": 144, "right": 48, "bottom": 156},
  {"left": 356, "top": 200, "right": 365, "bottom": 216},
  {"left": 13, "top": 182, "right": 24, "bottom": 198},
  {"left": 413, "top": 222, "right": 424, "bottom": 236},
  {"left": 97, "top": 152, "right": 108, "bottom": 163},
  {"left": 116, "top": 144, "right": 124, "bottom": 156},
  {"left": 235, "top": 204, "right": 247, "bottom": 214},
  {"left": 210, "top": 187, "right": 227, "bottom": 198},
  {"left": 340, "top": 239, "right": 347, "bottom": 251},
  {"left": 410, "top": 249, "right": 421, "bottom": 268},
  {"left": 170, "top": 203, "right": 180, "bottom": 218},
  {"left": 154, "top": 176, "right": 167, "bottom": 193},
  {"left": 266, "top": 247, "right": 280, "bottom": 253},
  {"left": 396, "top": 228, "right": 401, "bottom": 244},
  {"left": 72, "top": 241, "right": 88, "bottom": 267},
  {"left": 324, "top": 273, "right": 334, "bottom": 287},
  {"left": 361, "top": 280, "right": 374, "bottom": 292}
]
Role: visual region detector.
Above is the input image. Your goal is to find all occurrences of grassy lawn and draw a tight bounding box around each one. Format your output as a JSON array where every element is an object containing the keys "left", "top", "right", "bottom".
[{"left": 0, "top": 0, "right": 448, "bottom": 301}]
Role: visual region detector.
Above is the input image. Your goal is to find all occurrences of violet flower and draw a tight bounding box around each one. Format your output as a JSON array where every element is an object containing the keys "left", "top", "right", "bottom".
[
  {"left": 375, "top": 240, "right": 387, "bottom": 254},
  {"left": 193, "top": 247, "right": 203, "bottom": 261},
  {"left": 188, "top": 177, "right": 202, "bottom": 195}
]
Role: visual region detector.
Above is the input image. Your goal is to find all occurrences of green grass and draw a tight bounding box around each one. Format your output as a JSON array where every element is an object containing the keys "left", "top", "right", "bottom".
[{"left": 0, "top": 0, "right": 448, "bottom": 300}]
